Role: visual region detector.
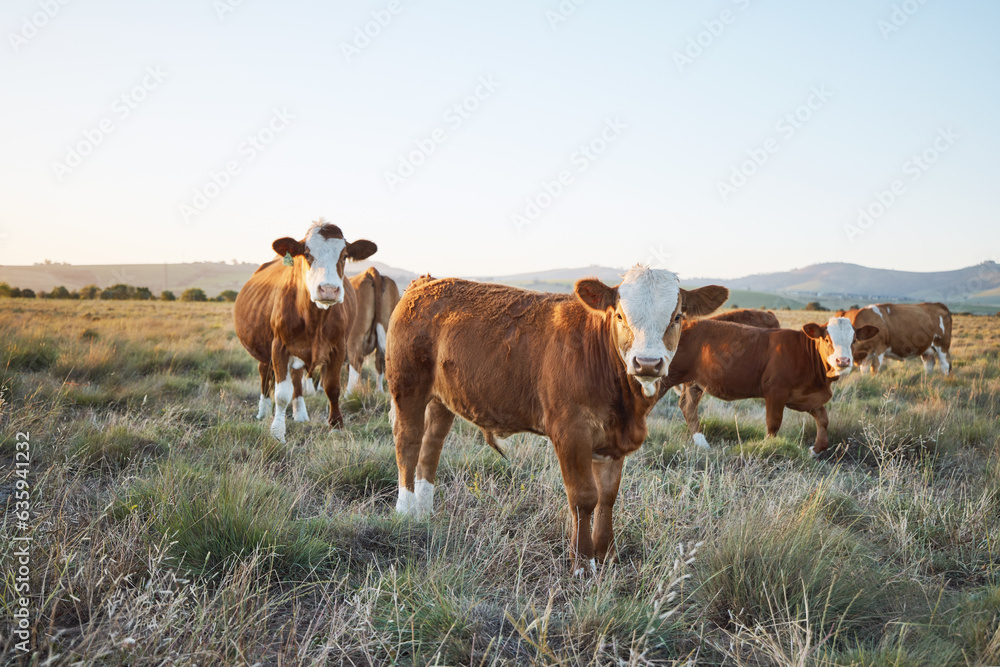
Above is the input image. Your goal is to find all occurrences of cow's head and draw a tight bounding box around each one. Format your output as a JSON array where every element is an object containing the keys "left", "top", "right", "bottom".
[
  {"left": 272, "top": 221, "right": 377, "bottom": 309},
  {"left": 803, "top": 317, "right": 879, "bottom": 377},
  {"left": 575, "top": 266, "right": 729, "bottom": 397}
]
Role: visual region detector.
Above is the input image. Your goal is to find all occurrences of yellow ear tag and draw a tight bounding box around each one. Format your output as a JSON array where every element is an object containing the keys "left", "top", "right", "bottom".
[{"left": 283, "top": 252, "right": 294, "bottom": 266}]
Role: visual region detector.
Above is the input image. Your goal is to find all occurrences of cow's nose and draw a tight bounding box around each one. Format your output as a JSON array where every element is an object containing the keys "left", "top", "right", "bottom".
[
  {"left": 632, "top": 356, "right": 665, "bottom": 376},
  {"left": 316, "top": 284, "right": 341, "bottom": 301},
  {"left": 836, "top": 357, "right": 851, "bottom": 368}
]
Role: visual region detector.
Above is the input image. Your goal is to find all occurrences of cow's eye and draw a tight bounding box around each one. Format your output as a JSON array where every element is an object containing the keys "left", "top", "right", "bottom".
[
  {"left": 616, "top": 313, "right": 623, "bottom": 322},
  {"left": 303, "top": 253, "right": 314, "bottom": 263},
  {"left": 674, "top": 313, "right": 682, "bottom": 323}
]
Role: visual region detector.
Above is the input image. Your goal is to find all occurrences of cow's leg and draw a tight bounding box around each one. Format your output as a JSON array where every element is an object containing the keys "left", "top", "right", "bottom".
[
  {"left": 764, "top": 397, "right": 785, "bottom": 438},
  {"left": 935, "top": 345, "right": 951, "bottom": 376},
  {"left": 869, "top": 353, "right": 883, "bottom": 374},
  {"left": 679, "top": 384, "right": 708, "bottom": 448},
  {"left": 808, "top": 406, "right": 830, "bottom": 457},
  {"left": 256, "top": 360, "right": 272, "bottom": 420},
  {"left": 552, "top": 434, "right": 599, "bottom": 576},
  {"left": 269, "top": 342, "right": 292, "bottom": 442},
  {"left": 921, "top": 350, "right": 936, "bottom": 374},
  {"left": 393, "top": 394, "right": 430, "bottom": 516},
  {"left": 374, "top": 324, "right": 388, "bottom": 392},
  {"left": 323, "top": 345, "right": 349, "bottom": 429},
  {"left": 302, "top": 366, "right": 318, "bottom": 396},
  {"left": 592, "top": 456, "right": 624, "bottom": 563},
  {"left": 409, "top": 399, "right": 455, "bottom": 516},
  {"left": 290, "top": 357, "right": 309, "bottom": 422}
]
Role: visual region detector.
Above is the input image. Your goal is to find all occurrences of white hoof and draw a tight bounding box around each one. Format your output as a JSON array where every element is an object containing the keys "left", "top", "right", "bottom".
[
  {"left": 270, "top": 417, "right": 286, "bottom": 442},
  {"left": 292, "top": 396, "right": 309, "bottom": 422},
  {"left": 255, "top": 395, "right": 271, "bottom": 420},
  {"left": 573, "top": 558, "right": 598, "bottom": 577},
  {"left": 692, "top": 433, "right": 710, "bottom": 449}
]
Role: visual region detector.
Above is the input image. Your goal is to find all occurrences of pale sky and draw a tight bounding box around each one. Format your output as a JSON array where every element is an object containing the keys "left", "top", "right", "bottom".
[{"left": 1, "top": 0, "right": 997, "bottom": 280}]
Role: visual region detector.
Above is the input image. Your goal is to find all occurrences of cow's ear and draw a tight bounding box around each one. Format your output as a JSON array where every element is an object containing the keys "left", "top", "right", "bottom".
[
  {"left": 273, "top": 237, "right": 306, "bottom": 257},
  {"left": 855, "top": 324, "right": 879, "bottom": 341},
  {"left": 802, "top": 322, "right": 827, "bottom": 339},
  {"left": 575, "top": 279, "right": 617, "bottom": 312},
  {"left": 346, "top": 239, "right": 377, "bottom": 261},
  {"left": 681, "top": 285, "right": 729, "bottom": 317}
]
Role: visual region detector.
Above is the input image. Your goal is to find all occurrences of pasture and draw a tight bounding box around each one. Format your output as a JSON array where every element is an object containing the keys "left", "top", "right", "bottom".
[{"left": 1, "top": 300, "right": 999, "bottom": 666}]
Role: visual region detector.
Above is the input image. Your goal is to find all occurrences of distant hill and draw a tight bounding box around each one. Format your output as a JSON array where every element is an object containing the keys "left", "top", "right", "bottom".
[
  {"left": 2, "top": 260, "right": 998, "bottom": 311},
  {"left": 0, "top": 260, "right": 417, "bottom": 296},
  {"left": 685, "top": 261, "right": 1000, "bottom": 304}
]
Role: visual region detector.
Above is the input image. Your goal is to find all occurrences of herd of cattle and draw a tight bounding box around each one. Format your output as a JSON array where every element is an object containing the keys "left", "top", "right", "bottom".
[{"left": 233, "top": 221, "right": 955, "bottom": 574}]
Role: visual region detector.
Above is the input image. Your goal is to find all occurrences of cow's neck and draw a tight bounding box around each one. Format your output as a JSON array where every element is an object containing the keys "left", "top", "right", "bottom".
[
  {"left": 805, "top": 335, "right": 838, "bottom": 386},
  {"left": 597, "top": 312, "right": 658, "bottom": 448}
]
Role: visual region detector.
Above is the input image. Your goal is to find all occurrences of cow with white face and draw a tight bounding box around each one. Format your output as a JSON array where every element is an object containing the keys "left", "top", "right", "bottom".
[
  {"left": 234, "top": 220, "right": 377, "bottom": 441},
  {"left": 660, "top": 315, "right": 879, "bottom": 456},
  {"left": 386, "top": 267, "right": 728, "bottom": 574}
]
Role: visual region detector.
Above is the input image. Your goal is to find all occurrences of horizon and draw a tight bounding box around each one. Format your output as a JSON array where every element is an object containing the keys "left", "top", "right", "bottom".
[{"left": 1, "top": 1, "right": 998, "bottom": 278}]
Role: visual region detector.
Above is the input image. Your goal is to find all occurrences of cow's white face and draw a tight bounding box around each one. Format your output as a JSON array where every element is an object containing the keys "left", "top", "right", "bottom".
[
  {"left": 803, "top": 317, "right": 879, "bottom": 378},
  {"left": 575, "top": 266, "right": 729, "bottom": 397},
  {"left": 300, "top": 228, "right": 348, "bottom": 309},
  {"left": 272, "top": 221, "right": 377, "bottom": 310}
]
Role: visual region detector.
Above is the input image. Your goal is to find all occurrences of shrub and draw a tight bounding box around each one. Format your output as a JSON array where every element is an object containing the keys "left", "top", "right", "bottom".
[
  {"left": 161, "top": 290, "right": 176, "bottom": 301},
  {"left": 181, "top": 288, "right": 207, "bottom": 302},
  {"left": 804, "top": 301, "right": 826, "bottom": 311}
]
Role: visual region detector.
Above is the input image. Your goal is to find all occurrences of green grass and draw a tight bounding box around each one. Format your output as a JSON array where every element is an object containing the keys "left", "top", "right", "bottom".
[{"left": 1, "top": 301, "right": 999, "bottom": 665}]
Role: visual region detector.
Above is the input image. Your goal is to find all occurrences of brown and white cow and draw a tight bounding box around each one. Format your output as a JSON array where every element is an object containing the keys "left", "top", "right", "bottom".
[
  {"left": 659, "top": 317, "right": 878, "bottom": 455},
  {"left": 673, "top": 308, "right": 780, "bottom": 448},
  {"left": 345, "top": 267, "right": 401, "bottom": 393},
  {"left": 385, "top": 267, "right": 728, "bottom": 574},
  {"left": 835, "top": 303, "right": 952, "bottom": 375},
  {"left": 233, "top": 221, "right": 377, "bottom": 441}
]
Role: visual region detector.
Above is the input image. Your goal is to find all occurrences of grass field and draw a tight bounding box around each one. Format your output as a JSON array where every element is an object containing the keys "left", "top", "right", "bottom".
[{"left": 1, "top": 300, "right": 999, "bottom": 665}]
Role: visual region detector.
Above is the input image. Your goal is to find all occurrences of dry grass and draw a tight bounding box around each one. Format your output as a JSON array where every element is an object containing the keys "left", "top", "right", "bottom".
[{"left": 1, "top": 300, "right": 999, "bottom": 665}]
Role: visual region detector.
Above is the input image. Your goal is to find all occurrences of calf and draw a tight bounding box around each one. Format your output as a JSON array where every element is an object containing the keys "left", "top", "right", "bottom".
[
  {"left": 659, "top": 317, "right": 878, "bottom": 455},
  {"left": 233, "top": 220, "right": 377, "bottom": 441},
  {"left": 836, "top": 303, "right": 952, "bottom": 375},
  {"left": 386, "top": 267, "right": 728, "bottom": 574},
  {"left": 345, "top": 267, "right": 401, "bottom": 393}
]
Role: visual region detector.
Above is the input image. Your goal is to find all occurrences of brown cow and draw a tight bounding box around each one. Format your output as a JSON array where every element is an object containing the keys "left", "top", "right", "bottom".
[
  {"left": 386, "top": 267, "right": 728, "bottom": 574},
  {"left": 835, "top": 303, "right": 952, "bottom": 375},
  {"left": 659, "top": 317, "right": 878, "bottom": 455},
  {"left": 233, "top": 221, "right": 377, "bottom": 441},
  {"left": 674, "top": 308, "right": 780, "bottom": 448},
  {"left": 345, "top": 267, "right": 401, "bottom": 393}
]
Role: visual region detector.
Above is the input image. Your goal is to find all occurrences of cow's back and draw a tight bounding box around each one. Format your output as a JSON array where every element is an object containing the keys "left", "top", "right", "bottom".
[
  {"left": 708, "top": 308, "right": 780, "bottom": 329},
  {"left": 387, "top": 279, "right": 576, "bottom": 434}
]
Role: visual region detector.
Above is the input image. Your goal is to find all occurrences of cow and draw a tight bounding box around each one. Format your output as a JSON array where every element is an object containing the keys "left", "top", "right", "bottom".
[
  {"left": 385, "top": 267, "right": 728, "bottom": 574},
  {"left": 706, "top": 308, "right": 780, "bottom": 329},
  {"left": 233, "top": 221, "right": 377, "bottom": 441},
  {"left": 835, "top": 303, "right": 952, "bottom": 375},
  {"left": 345, "top": 267, "right": 401, "bottom": 393},
  {"left": 659, "top": 317, "right": 879, "bottom": 456},
  {"left": 672, "top": 309, "right": 781, "bottom": 447}
]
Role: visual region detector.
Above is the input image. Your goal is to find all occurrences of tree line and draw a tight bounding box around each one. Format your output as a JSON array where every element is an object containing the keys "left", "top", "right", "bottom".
[{"left": 0, "top": 283, "right": 239, "bottom": 302}]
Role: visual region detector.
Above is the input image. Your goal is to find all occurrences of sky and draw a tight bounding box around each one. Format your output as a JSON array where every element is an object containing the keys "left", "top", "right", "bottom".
[{"left": 1, "top": 0, "right": 998, "bottom": 280}]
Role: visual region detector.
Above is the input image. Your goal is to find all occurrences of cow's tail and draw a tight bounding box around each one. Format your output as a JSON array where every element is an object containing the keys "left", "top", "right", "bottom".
[
  {"left": 376, "top": 323, "right": 387, "bottom": 355},
  {"left": 482, "top": 430, "right": 508, "bottom": 460}
]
